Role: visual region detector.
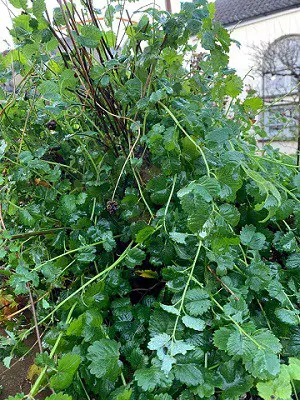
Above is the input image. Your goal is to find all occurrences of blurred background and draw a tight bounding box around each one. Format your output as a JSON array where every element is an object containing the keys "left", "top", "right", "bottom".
[{"left": 0, "top": 0, "right": 300, "bottom": 155}]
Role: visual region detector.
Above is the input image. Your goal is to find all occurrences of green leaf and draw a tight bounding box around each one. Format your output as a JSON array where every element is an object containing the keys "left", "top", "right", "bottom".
[
  {"left": 171, "top": 340, "right": 194, "bottom": 356},
  {"left": 9, "top": 265, "right": 39, "bottom": 294},
  {"left": 218, "top": 361, "right": 254, "bottom": 400},
  {"left": 9, "top": 0, "right": 27, "bottom": 9},
  {"left": 45, "top": 394, "right": 73, "bottom": 400},
  {"left": 38, "top": 81, "right": 60, "bottom": 101},
  {"left": 178, "top": 177, "right": 220, "bottom": 202},
  {"left": 243, "top": 97, "right": 264, "bottom": 112},
  {"left": 101, "top": 230, "right": 116, "bottom": 252},
  {"left": 214, "top": 326, "right": 234, "bottom": 351},
  {"left": 215, "top": 326, "right": 282, "bottom": 379},
  {"left": 76, "top": 247, "right": 96, "bottom": 263},
  {"left": 224, "top": 75, "right": 243, "bottom": 98},
  {"left": 275, "top": 308, "right": 299, "bottom": 326},
  {"left": 149, "top": 310, "right": 179, "bottom": 336},
  {"left": 154, "top": 395, "right": 172, "bottom": 400},
  {"left": 50, "top": 353, "right": 81, "bottom": 390},
  {"left": 0, "top": 140, "right": 7, "bottom": 160},
  {"left": 184, "top": 289, "right": 211, "bottom": 316},
  {"left": 111, "top": 388, "right": 133, "bottom": 400},
  {"left": 286, "top": 328, "right": 300, "bottom": 356},
  {"left": 288, "top": 357, "right": 300, "bottom": 380},
  {"left": 100, "top": 75, "right": 110, "bottom": 87},
  {"left": 19, "top": 209, "right": 35, "bottom": 227},
  {"left": 136, "top": 226, "right": 155, "bottom": 244},
  {"left": 82, "top": 281, "right": 108, "bottom": 308},
  {"left": 240, "top": 225, "right": 266, "bottom": 250},
  {"left": 134, "top": 366, "right": 172, "bottom": 392},
  {"left": 206, "top": 127, "right": 231, "bottom": 145},
  {"left": 223, "top": 297, "right": 249, "bottom": 323},
  {"left": 226, "top": 329, "right": 251, "bottom": 357},
  {"left": 275, "top": 232, "right": 297, "bottom": 253},
  {"left": 246, "top": 259, "right": 271, "bottom": 292},
  {"left": 148, "top": 333, "right": 171, "bottom": 350},
  {"left": 77, "top": 25, "right": 102, "bottom": 48},
  {"left": 286, "top": 253, "right": 300, "bottom": 270},
  {"left": 257, "top": 365, "right": 292, "bottom": 400},
  {"left": 124, "top": 248, "right": 146, "bottom": 268},
  {"left": 169, "top": 232, "right": 190, "bottom": 245},
  {"left": 193, "top": 369, "right": 216, "bottom": 398},
  {"left": 32, "top": 0, "right": 46, "bottom": 17},
  {"left": 87, "top": 339, "right": 120, "bottom": 380},
  {"left": 182, "top": 315, "right": 205, "bottom": 331},
  {"left": 219, "top": 204, "right": 240, "bottom": 226},
  {"left": 177, "top": 177, "right": 220, "bottom": 233},
  {"left": 173, "top": 362, "right": 203, "bottom": 386},
  {"left": 160, "top": 304, "right": 180, "bottom": 315},
  {"left": 5, "top": 394, "right": 25, "bottom": 400},
  {"left": 244, "top": 349, "right": 280, "bottom": 379},
  {"left": 19, "top": 151, "right": 33, "bottom": 164},
  {"left": 150, "top": 89, "right": 165, "bottom": 104}
]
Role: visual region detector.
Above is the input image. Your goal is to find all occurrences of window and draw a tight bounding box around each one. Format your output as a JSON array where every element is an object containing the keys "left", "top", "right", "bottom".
[
  {"left": 264, "top": 103, "right": 299, "bottom": 140},
  {"left": 263, "top": 35, "right": 300, "bottom": 98},
  {"left": 262, "top": 35, "right": 300, "bottom": 139}
]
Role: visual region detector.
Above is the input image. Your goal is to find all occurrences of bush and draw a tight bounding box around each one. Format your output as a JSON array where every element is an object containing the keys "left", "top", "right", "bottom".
[{"left": 0, "top": 0, "right": 299, "bottom": 399}]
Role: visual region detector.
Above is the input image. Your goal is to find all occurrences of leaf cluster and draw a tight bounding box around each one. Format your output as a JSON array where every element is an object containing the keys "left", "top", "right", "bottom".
[{"left": 0, "top": 0, "right": 299, "bottom": 399}]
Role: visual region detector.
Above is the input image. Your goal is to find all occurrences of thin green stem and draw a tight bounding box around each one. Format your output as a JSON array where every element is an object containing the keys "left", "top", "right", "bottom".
[
  {"left": 32, "top": 239, "right": 113, "bottom": 271},
  {"left": 171, "top": 241, "right": 202, "bottom": 344},
  {"left": 164, "top": 174, "right": 177, "bottom": 233},
  {"left": 23, "top": 243, "right": 133, "bottom": 336},
  {"left": 159, "top": 101, "right": 211, "bottom": 177},
  {"left": 131, "top": 166, "right": 154, "bottom": 219},
  {"left": 190, "top": 276, "right": 263, "bottom": 349},
  {"left": 4, "top": 227, "right": 68, "bottom": 240},
  {"left": 78, "top": 372, "right": 92, "bottom": 400},
  {"left": 252, "top": 154, "right": 299, "bottom": 169},
  {"left": 291, "top": 378, "right": 299, "bottom": 400},
  {"left": 28, "top": 303, "right": 76, "bottom": 398},
  {"left": 257, "top": 300, "right": 272, "bottom": 331}
]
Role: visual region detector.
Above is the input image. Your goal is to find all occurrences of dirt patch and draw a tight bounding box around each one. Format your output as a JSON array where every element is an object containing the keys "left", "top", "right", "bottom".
[{"left": 0, "top": 330, "right": 50, "bottom": 400}]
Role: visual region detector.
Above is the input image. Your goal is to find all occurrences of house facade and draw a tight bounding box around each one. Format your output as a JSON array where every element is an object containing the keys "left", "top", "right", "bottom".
[{"left": 214, "top": 0, "right": 300, "bottom": 155}]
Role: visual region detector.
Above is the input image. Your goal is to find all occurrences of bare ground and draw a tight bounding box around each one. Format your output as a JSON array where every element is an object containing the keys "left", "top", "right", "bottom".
[{"left": 0, "top": 329, "right": 50, "bottom": 400}]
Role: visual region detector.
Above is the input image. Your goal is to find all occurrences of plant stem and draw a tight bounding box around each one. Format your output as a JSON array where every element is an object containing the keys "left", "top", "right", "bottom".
[
  {"left": 159, "top": 101, "right": 211, "bottom": 177},
  {"left": 206, "top": 265, "right": 240, "bottom": 301},
  {"left": 23, "top": 243, "right": 133, "bottom": 336},
  {"left": 171, "top": 241, "right": 202, "bottom": 344},
  {"left": 32, "top": 238, "right": 114, "bottom": 271},
  {"left": 257, "top": 299, "right": 272, "bottom": 331},
  {"left": 28, "top": 303, "right": 76, "bottom": 398},
  {"left": 190, "top": 276, "right": 264, "bottom": 349},
  {"left": 164, "top": 174, "right": 177, "bottom": 233},
  {"left": 27, "top": 283, "right": 43, "bottom": 353},
  {"left": 4, "top": 227, "right": 68, "bottom": 240}
]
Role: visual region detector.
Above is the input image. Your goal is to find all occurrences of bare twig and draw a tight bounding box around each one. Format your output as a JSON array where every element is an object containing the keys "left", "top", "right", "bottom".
[
  {"left": 0, "top": 204, "right": 6, "bottom": 231},
  {"left": 5, "top": 292, "right": 49, "bottom": 320},
  {"left": 27, "top": 283, "right": 43, "bottom": 353},
  {"left": 206, "top": 265, "right": 240, "bottom": 301}
]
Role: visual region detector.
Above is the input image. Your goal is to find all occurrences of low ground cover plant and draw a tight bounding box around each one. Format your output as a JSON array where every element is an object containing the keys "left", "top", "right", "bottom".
[{"left": 0, "top": 0, "right": 299, "bottom": 399}]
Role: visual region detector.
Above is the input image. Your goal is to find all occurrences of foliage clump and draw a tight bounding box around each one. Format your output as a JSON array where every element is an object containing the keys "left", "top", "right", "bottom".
[{"left": 0, "top": 0, "right": 299, "bottom": 399}]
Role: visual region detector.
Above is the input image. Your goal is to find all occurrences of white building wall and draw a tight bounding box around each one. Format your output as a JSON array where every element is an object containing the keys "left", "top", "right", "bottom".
[
  {"left": 224, "top": 8, "right": 300, "bottom": 155},
  {"left": 227, "top": 9, "right": 300, "bottom": 90}
]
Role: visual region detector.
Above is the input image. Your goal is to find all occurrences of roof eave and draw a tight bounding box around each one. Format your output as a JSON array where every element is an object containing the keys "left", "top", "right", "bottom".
[{"left": 218, "top": 5, "right": 300, "bottom": 28}]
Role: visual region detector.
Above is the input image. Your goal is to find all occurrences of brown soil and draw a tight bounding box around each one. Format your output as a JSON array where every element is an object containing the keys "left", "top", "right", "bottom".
[{"left": 0, "top": 329, "right": 50, "bottom": 400}]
